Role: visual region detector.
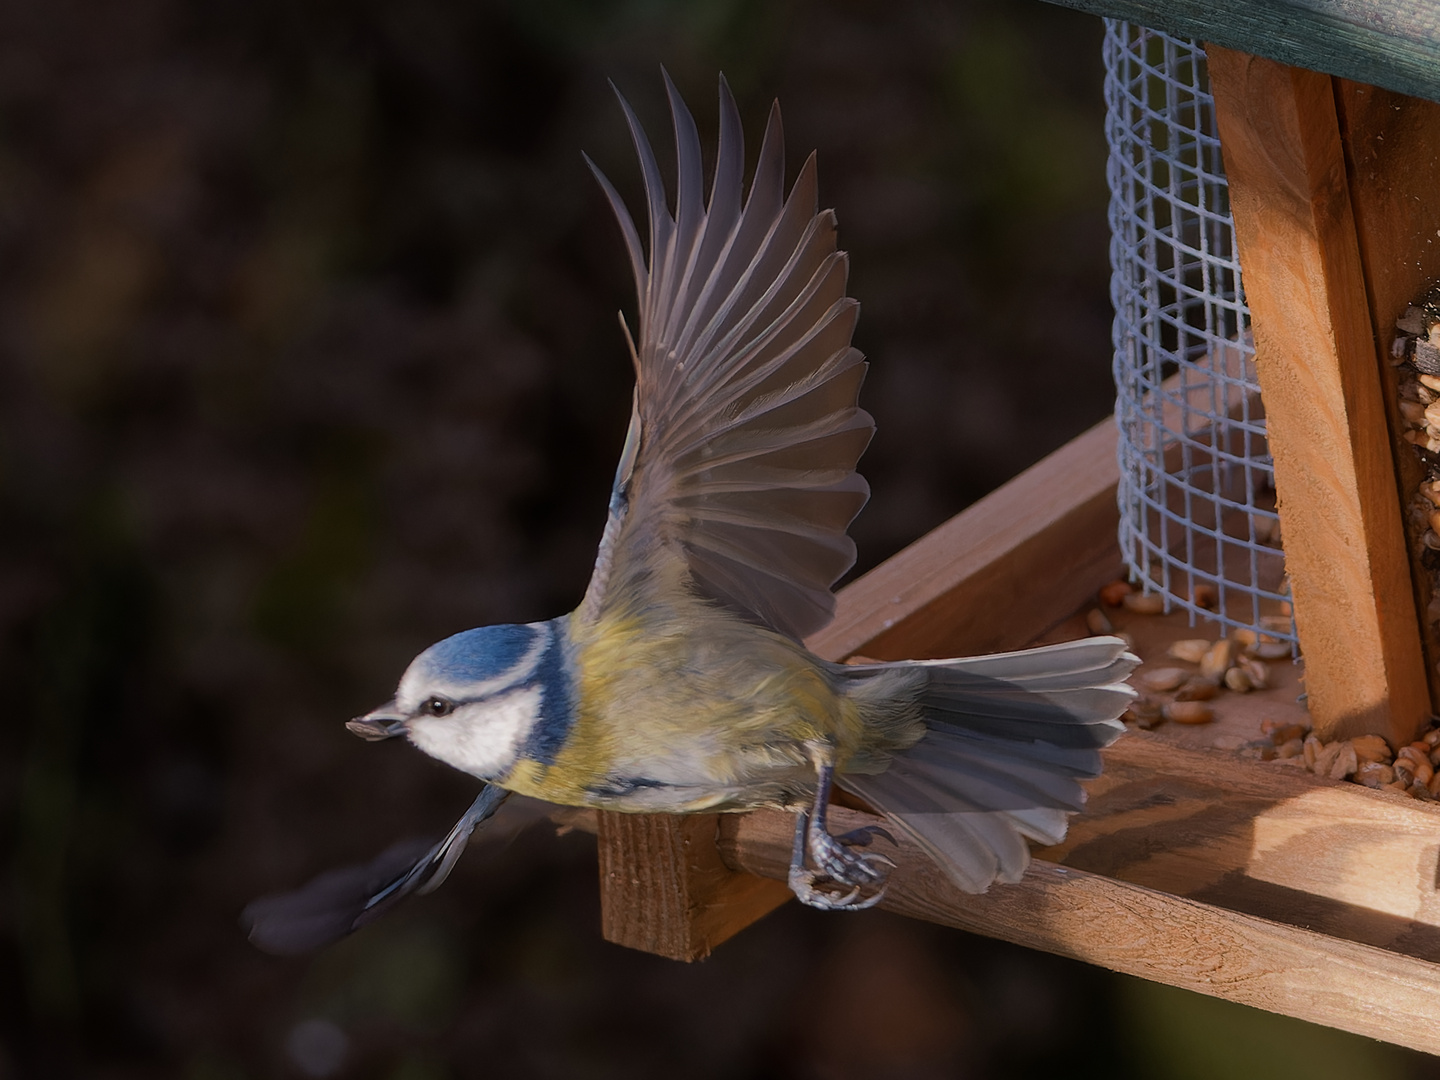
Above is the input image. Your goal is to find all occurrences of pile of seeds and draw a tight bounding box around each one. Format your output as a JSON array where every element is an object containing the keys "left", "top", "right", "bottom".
[
  {"left": 1091, "top": 580, "right": 1292, "bottom": 730},
  {"left": 1391, "top": 285, "right": 1440, "bottom": 637},
  {"left": 1275, "top": 725, "right": 1440, "bottom": 801}
]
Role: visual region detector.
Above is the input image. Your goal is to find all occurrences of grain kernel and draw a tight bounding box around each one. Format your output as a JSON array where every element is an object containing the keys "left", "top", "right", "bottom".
[
  {"left": 1350, "top": 734, "right": 1392, "bottom": 764},
  {"left": 1163, "top": 701, "right": 1213, "bottom": 725},
  {"left": 1303, "top": 734, "right": 1322, "bottom": 769},
  {"left": 1139, "top": 667, "right": 1187, "bottom": 692},
  {"left": 1190, "top": 582, "right": 1218, "bottom": 609},
  {"left": 1356, "top": 762, "right": 1394, "bottom": 787},
  {"left": 1086, "top": 608, "right": 1114, "bottom": 635},
  {"left": 1276, "top": 738, "right": 1304, "bottom": 759},
  {"left": 1223, "top": 667, "right": 1253, "bottom": 692},
  {"left": 1168, "top": 639, "right": 1212, "bottom": 664},
  {"left": 1267, "top": 723, "right": 1308, "bottom": 746},
  {"left": 1175, "top": 677, "right": 1218, "bottom": 701},
  {"left": 1122, "top": 591, "right": 1165, "bottom": 615},
  {"left": 1240, "top": 658, "right": 1270, "bottom": 689},
  {"left": 1098, "top": 580, "right": 1132, "bottom": 607},
  {"left": 1199, "top": 639, "right": 1233, "bottom": 681}
]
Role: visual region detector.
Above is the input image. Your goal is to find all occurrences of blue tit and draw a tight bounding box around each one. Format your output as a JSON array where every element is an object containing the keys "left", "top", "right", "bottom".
[{"left": 243, "top": 72, "right": 1136, "bottom": 955}]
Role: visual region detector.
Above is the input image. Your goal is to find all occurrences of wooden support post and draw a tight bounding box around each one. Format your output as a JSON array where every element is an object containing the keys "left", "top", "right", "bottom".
[
  {"left": 1334, "top": 81, "right": 1440, "bottom": 708},
  {"left": 1207, "top": 47, "right": 1431, "bottom": 744},
  {"left": 596, "top": 811, "right": 791, "bottom": 961}
]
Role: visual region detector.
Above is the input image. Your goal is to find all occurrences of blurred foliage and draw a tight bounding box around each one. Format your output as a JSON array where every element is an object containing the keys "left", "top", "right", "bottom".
[{"left": 2, "top": 0, "right": 1436, "bottom": 1077}]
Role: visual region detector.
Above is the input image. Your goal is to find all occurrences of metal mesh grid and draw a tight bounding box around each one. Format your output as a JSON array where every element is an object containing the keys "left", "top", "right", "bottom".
[{"left": 1104, "top": 21, "right": 1294, "bottom": 644}]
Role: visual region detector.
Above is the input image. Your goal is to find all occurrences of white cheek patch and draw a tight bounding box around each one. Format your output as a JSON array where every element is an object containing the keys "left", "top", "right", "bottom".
[{"left": 407, "top": 686, "right": 543, "bottom": 780}]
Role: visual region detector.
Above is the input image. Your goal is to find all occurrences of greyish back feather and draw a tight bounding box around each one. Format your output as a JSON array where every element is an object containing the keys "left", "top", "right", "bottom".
[{"left": 838, "top": 636, "right": 1137, "bottom": 893}]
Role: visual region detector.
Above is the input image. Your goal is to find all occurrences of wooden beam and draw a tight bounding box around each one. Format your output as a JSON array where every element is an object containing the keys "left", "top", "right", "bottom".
[
  {"left": 1040, "top": 0, "right": 1440, "bottom": 109},
  {"left": 1207, "top": 48, "right": 1430, "bottom": 744},
  {"left": 1335, "top": 82, "right": 1440, "bottom": 708},
  {"left": 596, "top": 812, "right": 790, "bottom": 961},
  {"left": 720, "top": 803, "right": 1440, "bottom": 1057}
]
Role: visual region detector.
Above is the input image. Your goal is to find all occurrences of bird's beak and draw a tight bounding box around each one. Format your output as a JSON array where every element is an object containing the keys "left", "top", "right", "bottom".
[{"left": 346, "top": 701, "right": 408, "bottom": 742}]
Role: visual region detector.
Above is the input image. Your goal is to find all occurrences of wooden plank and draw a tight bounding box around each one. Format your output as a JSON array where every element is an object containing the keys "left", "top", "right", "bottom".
[
  {"left": 1040, "top": 0, "right": 1440, "bottom": 108},
  {"left": 1207, "top": 48, "right": 1430, "bottom": 744},
  {"left": 596, "top": 811, "right": 791, "bottom": 961},
  {"left": 808, "top": 416, "right": 1124, "bottom": 664},
  {"left": 720, "top": 804, "right": 1440, "bottom": 1057},
  {"left": 1048, "top": 735, "right": 1440, "bottom": 961},
  {"left": 1336, "top": 82, "right": 1440, "bottom": 707}
]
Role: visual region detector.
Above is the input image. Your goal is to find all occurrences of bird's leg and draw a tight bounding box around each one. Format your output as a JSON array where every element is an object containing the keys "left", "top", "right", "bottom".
[{"left": 787, "top": 743, "right": 895, "bottom": 911}]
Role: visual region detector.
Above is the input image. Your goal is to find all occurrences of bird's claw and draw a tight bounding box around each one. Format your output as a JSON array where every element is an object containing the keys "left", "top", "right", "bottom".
[
  {"left": 810, "top": 827, "right": 895, "bottom": 885},
  {"left": 788, "top": 815, "right": 895, "bottom": 910}
]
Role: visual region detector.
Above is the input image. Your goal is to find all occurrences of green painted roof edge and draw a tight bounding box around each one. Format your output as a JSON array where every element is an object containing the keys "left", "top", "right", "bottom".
[{"left": 1041, "top": 0, "right": 1440, "bottom": 104}]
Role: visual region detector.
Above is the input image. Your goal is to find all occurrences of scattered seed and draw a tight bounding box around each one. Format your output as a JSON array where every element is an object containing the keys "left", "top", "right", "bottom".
[
  {"left": 1139, "top": 667, "right": 1187, "bottom": 692},
  {"left": 1163, "top": 701, "right": 1213, "bottom": 724},
  {"left": 1398, "top": 747, "right": 1434, "bottom": 785},
  {"left": 1240, "top": 657, "right": 1270, "bottom": 689},
  {"left": 1232, "top": 628, "right": 1258, "bottom": 650},
  {"left": 1356, "top": 762, "right": 1395, "bottom": 787},
  {"left": 1168, "top": 638, "right": 1211, "bottom": 664},
  {"left": 1099, "top": 580, "right": 1133, "bottom": 607},
  {"left": 1267, "top": 723, "right": 1309, "bottom": 746},
  {"left": 1276, "top": 738, "right": 1304, "bottom": 759},
  {"left": 1175, "top": 677, "right": 1218, "bottom": 701},
  {"left": 1223, "top": 667, "right": 1253, "bottom": 693},
  {"left": 1122, "top": 591, "right": 1165, "bottom": 615},
  {"left": 1191, "top": 582, "right": 1218, "bottom": 609},
  {"left": 1199, "top": 639, "right": 1233, "bottom": 681},
  {"left": 1254, "top": 641, "right": 1293, "bottom": 660},
  {"left": 1303, "top": 735, "right": 1322, "bottom": 769},
  {"left": 1350, "top": 734, "right": 1392, "bottom": 764},
  {"left": 1086, "top": 608, "right": 1114, "bottom": 635}
]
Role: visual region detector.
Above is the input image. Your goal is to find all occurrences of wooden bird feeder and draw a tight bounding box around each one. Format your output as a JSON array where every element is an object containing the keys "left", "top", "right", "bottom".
[{"left": 591, "top": 1, "right": 1440, "bottom": 1055}]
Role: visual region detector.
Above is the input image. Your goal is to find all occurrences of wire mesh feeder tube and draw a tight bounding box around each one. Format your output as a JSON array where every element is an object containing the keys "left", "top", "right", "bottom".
[{"left": 1104, "top": 22, "right": 1294, "bottom": 647}]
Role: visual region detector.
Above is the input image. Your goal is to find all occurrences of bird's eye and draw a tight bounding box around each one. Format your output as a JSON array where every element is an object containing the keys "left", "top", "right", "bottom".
[{"left": 423, "top": 696, "right": 454, "bottom": 717}]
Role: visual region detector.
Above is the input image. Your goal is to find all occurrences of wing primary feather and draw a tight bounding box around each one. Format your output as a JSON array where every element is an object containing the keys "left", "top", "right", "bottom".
[{"left": 584, "top": 152, "right": 646, "bottom": 302}]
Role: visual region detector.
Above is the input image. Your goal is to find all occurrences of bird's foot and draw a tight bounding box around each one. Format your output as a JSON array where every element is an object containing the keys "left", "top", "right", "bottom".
[{"left": 787, "top": 812, "right": 896, "bottom": 911}]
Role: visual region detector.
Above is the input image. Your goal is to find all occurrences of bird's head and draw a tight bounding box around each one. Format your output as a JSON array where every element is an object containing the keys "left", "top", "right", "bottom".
[{"left": 348, "top": 621, "right": 567, "bottom": 780}]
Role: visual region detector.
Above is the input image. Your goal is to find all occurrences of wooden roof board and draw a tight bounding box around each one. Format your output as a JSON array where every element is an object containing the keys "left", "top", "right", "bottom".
[{"left": 1041, "top": 0, "right": 1440, "bottom": 104}]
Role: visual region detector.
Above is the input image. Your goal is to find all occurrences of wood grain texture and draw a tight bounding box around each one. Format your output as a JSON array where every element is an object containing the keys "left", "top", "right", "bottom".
[
  {"left": 1336, "top": 81, "right": 1440, "bottom": 707},
  {"left": 596, "top": 811, "right": 791, "bottom": 961},
  {"left": 1048, "top": 735, "right": 1440, "bottom": 960},
  {"left": 721, "top": 803, "right": 1440, "bottom": 1056},
  {"left": 1039, "top": 0, "right": 1440, "bottom": 107},
  {"left": 807, "top": 417, "right": 1124, "bottom": 664},
  {"left": 1208, "top": 47, "right": 1429, "bottom": 743}
]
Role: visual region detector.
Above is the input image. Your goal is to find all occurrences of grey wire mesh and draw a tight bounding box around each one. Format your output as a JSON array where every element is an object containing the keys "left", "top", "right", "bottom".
[{"left": 1104, "top": 21, "right": 1294, "bottom": 645}]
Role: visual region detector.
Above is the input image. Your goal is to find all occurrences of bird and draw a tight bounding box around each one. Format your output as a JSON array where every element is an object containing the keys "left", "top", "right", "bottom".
[{"left": 243, "top": 72, "right": 1137, "bottom": 955}]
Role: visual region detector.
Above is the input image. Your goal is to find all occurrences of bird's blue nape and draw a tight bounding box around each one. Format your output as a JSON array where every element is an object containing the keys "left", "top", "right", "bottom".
[{"left": 418, "top": 623, "right": 543, "bottom": 683}]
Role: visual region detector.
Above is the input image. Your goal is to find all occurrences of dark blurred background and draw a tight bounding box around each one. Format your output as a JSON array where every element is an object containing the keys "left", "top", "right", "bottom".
[{"left": 1, "top": 0, "right": 1434, "bottom": 1076}]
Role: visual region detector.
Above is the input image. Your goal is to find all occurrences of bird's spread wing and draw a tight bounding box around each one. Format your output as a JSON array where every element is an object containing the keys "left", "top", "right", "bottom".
[{"left": 578, "top": 73, "right": 873, "bottom": 641}]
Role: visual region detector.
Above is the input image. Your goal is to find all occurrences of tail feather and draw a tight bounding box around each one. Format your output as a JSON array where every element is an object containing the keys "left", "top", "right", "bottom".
[{"left": 839, "top": 635, "right": 1137, "bottom": 894}]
